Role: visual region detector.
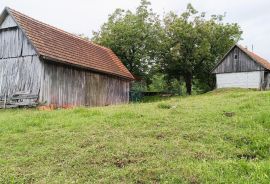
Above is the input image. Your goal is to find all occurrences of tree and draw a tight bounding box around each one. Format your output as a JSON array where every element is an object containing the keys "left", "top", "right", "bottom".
[
  {"left": 148, "top": 74, "right": 167, "bottom": 92},
  {"left": 159, "top": 4, "right": 242, "bottom": 94},
  {"left": 92, "top": 0, "right": 161, "bottom": 80}
]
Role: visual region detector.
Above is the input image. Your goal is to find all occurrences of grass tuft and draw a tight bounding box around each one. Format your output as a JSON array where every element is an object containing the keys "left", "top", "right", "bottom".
[{"left": 157, "top": 103, "right": 173, "bottom": 109}]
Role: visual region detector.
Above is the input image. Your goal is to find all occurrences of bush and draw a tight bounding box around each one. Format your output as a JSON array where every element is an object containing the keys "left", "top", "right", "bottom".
[{"left": 157, "top": 103, "right": 172, "bottom": 109}]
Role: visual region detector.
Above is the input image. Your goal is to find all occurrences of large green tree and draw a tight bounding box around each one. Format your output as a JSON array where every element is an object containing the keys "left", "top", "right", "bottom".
[
  {"left": 92, "top": 0, "right": 161, "bottom": 80},
  {"left": 159, "top": 4, "right": 242, "bottom": 94},
  {"left": 92, "top": 2, "right": 242, "bottom": 94}
]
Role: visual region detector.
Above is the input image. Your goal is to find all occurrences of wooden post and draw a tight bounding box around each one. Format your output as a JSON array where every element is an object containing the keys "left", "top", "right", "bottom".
[{"left": 4, "top": 94, "right": 7, "bottom": 109}]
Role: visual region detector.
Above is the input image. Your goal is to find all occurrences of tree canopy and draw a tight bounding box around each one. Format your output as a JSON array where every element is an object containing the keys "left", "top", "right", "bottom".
[
  {"left": 158, "top": 4, "right": 242, "bottom": 94},
  {"left": 92, "top": 0, "right": 161, "bottom": 80},
  {"left": 92, "top": 1, "right": 242, "bottom": 94}
]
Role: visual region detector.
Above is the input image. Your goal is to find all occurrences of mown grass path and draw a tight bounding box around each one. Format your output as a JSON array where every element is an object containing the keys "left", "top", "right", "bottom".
[{"left": 0, "top": 89, "right": 269, "bottom": 183}]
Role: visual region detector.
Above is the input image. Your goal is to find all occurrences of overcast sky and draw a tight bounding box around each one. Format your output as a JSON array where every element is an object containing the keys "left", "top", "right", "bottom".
[{"left": 1, "top": 0, "right": 270, "bottom": 60}]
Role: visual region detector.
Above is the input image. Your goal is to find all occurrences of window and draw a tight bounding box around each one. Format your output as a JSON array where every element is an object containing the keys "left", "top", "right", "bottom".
[{"left": 234, "top": 54, "right": 238, "bottom": 60}]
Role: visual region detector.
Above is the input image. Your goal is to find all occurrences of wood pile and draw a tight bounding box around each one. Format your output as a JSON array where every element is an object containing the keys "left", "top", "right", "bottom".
[{"left": 0, "top": 91, "right": 38, "bottom": 109}]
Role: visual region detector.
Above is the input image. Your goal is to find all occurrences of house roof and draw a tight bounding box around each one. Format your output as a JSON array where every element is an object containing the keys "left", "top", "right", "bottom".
[
  {"left": 212, "top": 44, "right": 270, "bottom": 73},
  {"left": 2, "top": 7, "right": 134, "bottom": 80}
]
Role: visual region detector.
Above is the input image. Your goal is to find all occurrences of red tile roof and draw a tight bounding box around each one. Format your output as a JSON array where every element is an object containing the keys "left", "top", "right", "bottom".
[
  {"left": 5, "top": 8, "right": 134, "bottom": 80},
  {"left": 237, "top": 45, "right": 270, "bottom": 70}
]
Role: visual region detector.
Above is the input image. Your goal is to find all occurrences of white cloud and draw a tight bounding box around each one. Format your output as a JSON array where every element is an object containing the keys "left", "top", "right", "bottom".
[{"left": 0, "top": 0, "right": 270, "bottom": 60}]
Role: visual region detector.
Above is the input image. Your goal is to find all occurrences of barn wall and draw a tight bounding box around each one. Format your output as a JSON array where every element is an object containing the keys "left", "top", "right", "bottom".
[
  {"left": 0, "top": 22, "right": 42, "bottom": 97},
  {"left": 213, "top": 46, "right": 263, "bottom": 74},
  {"left": 40, "top": 61, "right": 130, "bottom": 107},
  {"left": 0, "top": 56, "right": 42, "bottom": 96},
  {"left": 0, "top": 28, "right": 36, "bottom": 58}
]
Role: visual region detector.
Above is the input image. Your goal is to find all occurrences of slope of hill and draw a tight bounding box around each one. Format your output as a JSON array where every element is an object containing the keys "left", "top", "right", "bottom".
[{"left": 0, "top": 89, "right": 269, "bottom": 183}]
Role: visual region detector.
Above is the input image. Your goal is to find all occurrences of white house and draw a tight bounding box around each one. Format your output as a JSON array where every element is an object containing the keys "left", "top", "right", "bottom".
[{"left": 212, "top": 45, "right": 270, "bottom": 89}]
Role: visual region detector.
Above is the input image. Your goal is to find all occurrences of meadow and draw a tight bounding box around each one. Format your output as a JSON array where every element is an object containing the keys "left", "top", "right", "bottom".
[{"left": 0, "top": 89, "right": 269, "bottom": 183}]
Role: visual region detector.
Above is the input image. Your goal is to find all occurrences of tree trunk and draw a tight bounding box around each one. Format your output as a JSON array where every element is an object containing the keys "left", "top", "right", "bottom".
[{"left": 184, "top": 74, "right": 192, "bottom": 95}]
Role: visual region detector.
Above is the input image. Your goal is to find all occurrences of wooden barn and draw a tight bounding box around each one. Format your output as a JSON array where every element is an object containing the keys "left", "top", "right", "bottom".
[
  {"left": 212, "top": 44, "right": 270, "bottom": 90},
  {"left": 0, "top": 7, "right": 134, "bottom": 108}
]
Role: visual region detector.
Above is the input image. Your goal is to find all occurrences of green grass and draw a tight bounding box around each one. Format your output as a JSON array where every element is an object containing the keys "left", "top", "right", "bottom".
[{"left": 0, "top": 89, "right": 269, "bottom": 183}]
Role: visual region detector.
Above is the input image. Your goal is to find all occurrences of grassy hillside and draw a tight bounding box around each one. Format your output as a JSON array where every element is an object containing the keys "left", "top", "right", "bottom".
[{"left": 0, "top": 89, "right": 269, "bottom": 183}]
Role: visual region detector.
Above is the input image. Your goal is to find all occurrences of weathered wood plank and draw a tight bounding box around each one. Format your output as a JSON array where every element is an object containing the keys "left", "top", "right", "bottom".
[
  {"left": 0, "top": 15, "right": 17, "bottom": 29},
  {"left": 0, "top": 91, "right": 39, "bottom": 109},
  {"left": 0, "top": 56, "right": 42, "bottom": 97},
  {"left": 40, "top": 61, "right": 130, "bottom": 107},
  {"left": 0, "top": 24, "right": 41, "bottom": 100},
  {"left": 0, "top": 28, "right": 36, "bottom": 59}
]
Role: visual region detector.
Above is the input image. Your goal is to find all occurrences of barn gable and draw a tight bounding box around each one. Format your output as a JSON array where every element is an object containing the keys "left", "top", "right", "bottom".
[
  {"left": 212, "top": 45, "right": 265, "bottom": 74},
  {"left": 0, "top": 26, "right": 37, "bottom": 58},
  {"left": 0, "top": 14, "right": 17, "bottom": 29},
  {"left": 0, "top": 9, "right": 42, "bottom": 96}
]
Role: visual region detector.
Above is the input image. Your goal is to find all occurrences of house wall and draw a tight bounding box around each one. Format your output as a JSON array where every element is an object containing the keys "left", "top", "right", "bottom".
[
  {"left": 40, "top": 61, "right": 130, "bottom": 107},
  {"left": 216, "top": 71, "right": 263, "bottom": 89},
  {"left": 0, "top": 16, "right": 42, "bottom": 97},
  {"left": 212, "top": 46, "right": 264, "bottom": 74}
]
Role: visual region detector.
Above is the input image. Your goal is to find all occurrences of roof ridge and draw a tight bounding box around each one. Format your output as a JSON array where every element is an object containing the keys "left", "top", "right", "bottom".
[
  {"left": 240, "top": 45, "right": 267, "bottom": 61},
  {"left": 8, "top": 8, "right": 109, "bottom": 51},
  {"left": 237, "top": 44, "right": 268, "bottom": 62}
]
